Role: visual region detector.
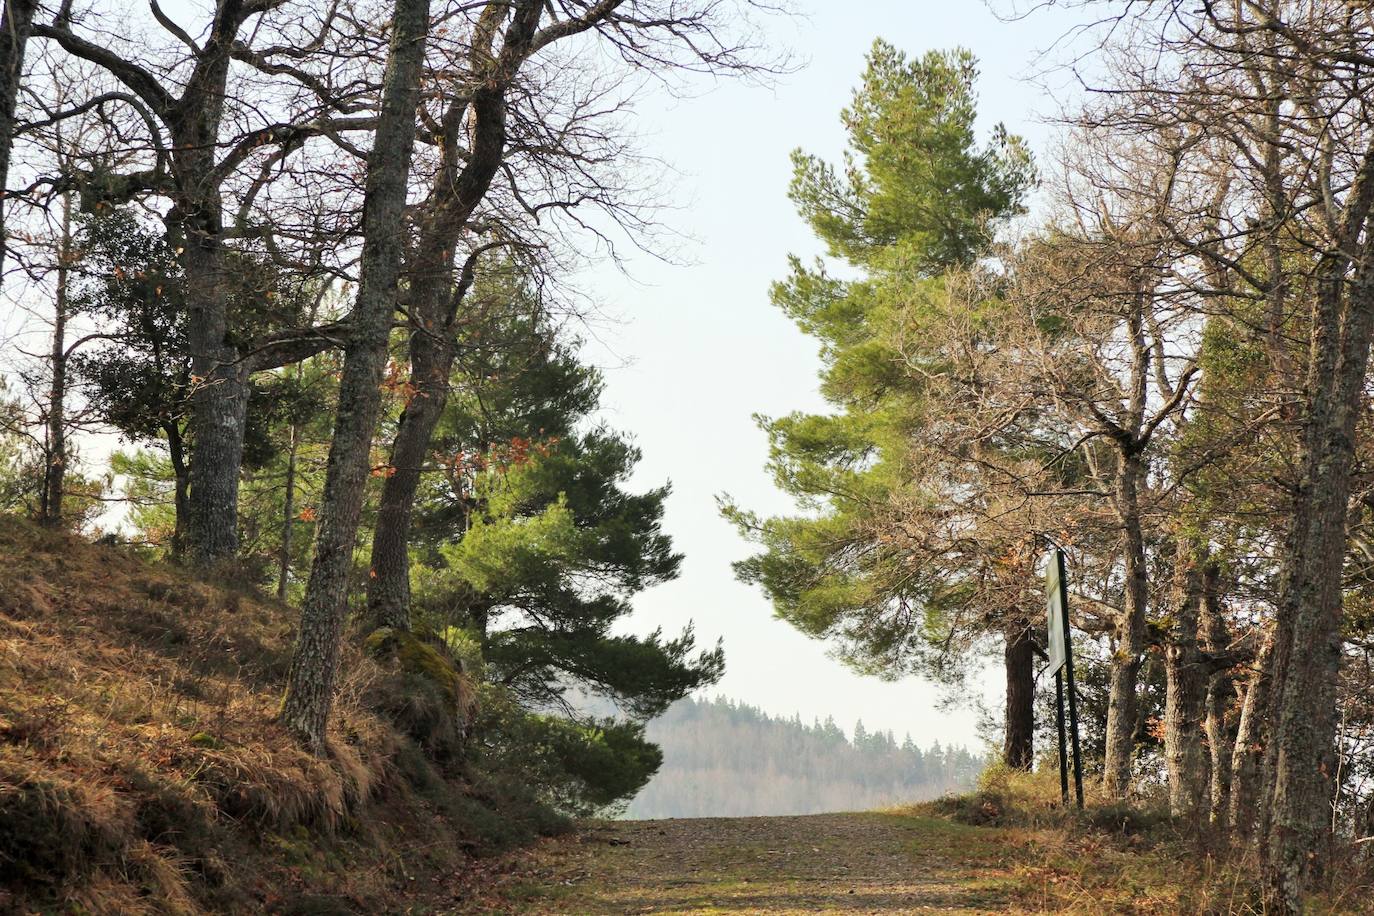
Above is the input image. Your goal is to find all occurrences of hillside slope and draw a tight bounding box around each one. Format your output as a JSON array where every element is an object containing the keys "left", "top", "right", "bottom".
[{"left": 0, "top": 520, "right": 556, "bottom": 914}]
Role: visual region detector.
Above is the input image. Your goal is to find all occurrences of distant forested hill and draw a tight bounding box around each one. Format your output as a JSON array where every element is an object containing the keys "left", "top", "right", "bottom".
[{"left": 621, "top": 696, "right": 983, "bottom": 819}]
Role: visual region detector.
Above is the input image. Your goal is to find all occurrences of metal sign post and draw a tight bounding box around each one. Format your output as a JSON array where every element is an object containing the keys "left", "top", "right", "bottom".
[
  {"left": 1055, "top": 667, "right": 1069, "bottom": 804},
  {"left": 1045, "top": 547, "right": 1083, "bottom": 809}
]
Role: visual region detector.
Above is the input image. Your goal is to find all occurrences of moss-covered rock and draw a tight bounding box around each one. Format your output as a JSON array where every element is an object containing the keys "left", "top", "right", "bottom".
[
  {"left": 365, "top": 628, "right": 466, "bottom": 708},
  {"left": 363, "top": 628, "right": 476, "bottom": 759}
]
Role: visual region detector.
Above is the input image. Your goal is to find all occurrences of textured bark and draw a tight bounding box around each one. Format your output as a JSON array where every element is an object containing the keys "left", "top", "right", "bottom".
[
  {"left": 280, "top": 0, "right": 431, "bottom": 753},
  {"left": 1229, "top": 632, "right": 1271, "bottom": 842},
  {"left": 164, "top": 422, "right": 190, "bottom": 554},
  {"left": 1098, "top": 277, "right": 1162, "bottom": 802},
  {"left": 1103, "top": 451, "right": 1147, "bottom": 799},
  {"left": 367, "top": 327, "right": 448, "bottom": 631},
  {"left": 0, "top": 0, "right": 37, "bottom": 278},
  {"left": 277, "top": 423, "right": 298, "bottom": 600},
  {"left": 42, "top": 296, "right": 67, "bottom": 523},
  {"left": 183, "top": 240, "right": 248, "bottom": 563},
  {"left": 1003, "top": 620, "right": 1035, "bottom": 770},
  {"left": 1200, "top": 563, "right": 1234, "bottom": 824},
  {"left": 40, "top": 197, "right": 72, "bottom": 526},
  {"left": 365, "top": 0, "right": 546, "bottom": 631},
  {"left": 1163, "top": 552, "right": 1209, "bottom": 819},
  {"left": 1263, "top": 255, "right": 1374, "bottom": 911},
  {"left": 175, "top": 16, "right": 249, "bottom": 563},
  {"left": 366, "top": 399, "right": 438, "bottom": 629}
]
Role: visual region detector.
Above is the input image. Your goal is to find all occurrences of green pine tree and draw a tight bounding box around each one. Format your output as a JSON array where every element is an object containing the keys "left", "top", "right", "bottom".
[{"left": 723, "top": 41, "right": 1034, "bottom": 744}]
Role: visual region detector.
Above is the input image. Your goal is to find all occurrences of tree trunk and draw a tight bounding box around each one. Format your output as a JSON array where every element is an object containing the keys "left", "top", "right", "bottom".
[
  {"left": 183, "top": 235, "right": 248, "bottom": 563},
  {"left": 34, "top": 0, "right": 268, "bottom": 562},
  {"left": 42, "top": 295, "right": 66, "bottom": 525},
  {"left": 40, "top": 195, "right": 72, "bottom": 526},
  {"left": 163, "top": 422, "right": 190, "bottom": 554},
  {"left": 1259, "top": 87, "right": 1294, "bottom": 405},
  {"left": 364, "top": 5, "right": 541, "bottom": 631},
  {"left": 278, "top": 422, "right": 299, "bottom": 600},
  {"left": 0, "top": 0, "right": 37, "bottom": 279},
  {"left": 1263, "top": 260, "right": 1374, "bottom": 911},
  {"left": 157, "top": 4, "right": 255, "bottom": 564},
  {"left": 1003, "top": 619, "right": 1035, "bottom": 770},
  {"left": 1229, "top": 631, "right": 1271, "bottom": 842},
  {"left": 1164, "top": 551, "right": 1209, "bottom": 819},
  {"left": 1103, "top": 451, "right": 1147, "bottom": 799},
  {"left": 280, "top": 0, "right": 431, "bottom": 753},
  {"left": 184, "top": 358, "right": 248, "bottom": 563},
  {"left": 367, "top": 333, "right": 449, "bottom": 631},
  {"left": 1200, "top": 562, "right": 1233, "bottom": 824}
]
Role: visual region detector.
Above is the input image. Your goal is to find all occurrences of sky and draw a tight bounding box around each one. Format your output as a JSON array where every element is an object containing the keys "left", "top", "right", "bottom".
[{"left": 575, "top": 0, "right": 1089, "bottom": 750}]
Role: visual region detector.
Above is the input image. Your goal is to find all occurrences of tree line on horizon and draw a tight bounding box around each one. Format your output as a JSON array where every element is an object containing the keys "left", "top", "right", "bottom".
[
  {"left": 621, "top": 696, "right": 981, "bottom": 820},
  {"left": 724, "top": 5, "right": 1374, "bottom": 911}
]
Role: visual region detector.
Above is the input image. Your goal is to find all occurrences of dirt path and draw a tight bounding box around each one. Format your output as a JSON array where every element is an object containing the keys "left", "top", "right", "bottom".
[{"left": 455, "top": 812, "right": 1030, "bottom": 914}]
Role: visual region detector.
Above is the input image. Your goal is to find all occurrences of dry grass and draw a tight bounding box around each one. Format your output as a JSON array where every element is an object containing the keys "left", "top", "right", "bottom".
[
  {"left": 0, "top": 517, "right": 503, "bottom": 913},
  {"left": 22, "top": 516, "right": 1371, "bottom": 914},
  {"left": 915, "top": 764, "right": 1374, "bottom": 913}
]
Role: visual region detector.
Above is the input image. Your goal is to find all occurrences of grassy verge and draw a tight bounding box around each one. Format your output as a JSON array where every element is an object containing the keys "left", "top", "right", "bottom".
[
  {"left": 917, "top": 763, "right": 1374, "bottom": 913},
  {"left": 0, "top": 518, "right": 563, "bottom": 914}
]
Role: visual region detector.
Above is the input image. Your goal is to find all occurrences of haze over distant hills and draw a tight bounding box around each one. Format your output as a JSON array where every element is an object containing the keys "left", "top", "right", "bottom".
[{"left": 622, "top": 696, "right": 983, "bottom": 819}]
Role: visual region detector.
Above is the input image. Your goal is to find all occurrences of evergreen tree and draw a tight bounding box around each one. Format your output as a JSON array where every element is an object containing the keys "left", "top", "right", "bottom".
[
  {"left": 68, "top": 208, "right": 191, "bottom": 546},
  {"left": 408, "top": 306, "right": 723, "bottom": 810},
  {"left": 70, "top": 206, "right": 327, "bottom": 555},
  {"left": 723, "top": 41, "right": 1035, "bottom": 764}
]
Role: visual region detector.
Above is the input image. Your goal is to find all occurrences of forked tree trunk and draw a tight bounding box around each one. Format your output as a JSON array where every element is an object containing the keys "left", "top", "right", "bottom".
[
  {"left": 1003, "top": 618, "right": 1035, "bottom": 770},
  {"left": 36, "top": 12, "right": 254, "bottom": 561},
  {"left": 364, "top": 5, "right": 543, "bottom": 630},
  {"left": 40, "top": 196, "right": 72, "bottom": 526},
  {"left": 1163, "top": 551, "right": 1209, "bottom": 819},
  {"left": 1103, "top": 451, "right": 1148, "bottom": 799},
  {"left": 367, "top": 332, "right": 450, "bottom": 631},
  {"left": 38, "top": 1, "right": 265, "bottom": 564},
  {"left": 280, "top": 0, "right": 431, "bottom": 753},
  {"left": 1229, "top": 631, "right": 1271, "bottom": 842},
  {"left": 1200, "top": 562, "right": 1234, "bottom": 823}
]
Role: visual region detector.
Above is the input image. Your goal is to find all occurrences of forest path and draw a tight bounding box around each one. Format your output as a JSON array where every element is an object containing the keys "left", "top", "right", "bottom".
[{"left": 453, "top": 812, "right": 1034, "bottom": 914}]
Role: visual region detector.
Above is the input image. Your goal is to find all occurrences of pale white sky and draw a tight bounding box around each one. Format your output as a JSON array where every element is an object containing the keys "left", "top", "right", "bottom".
[{"left": 580, "top": 0, "right": 1089, "bottom": 749}]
